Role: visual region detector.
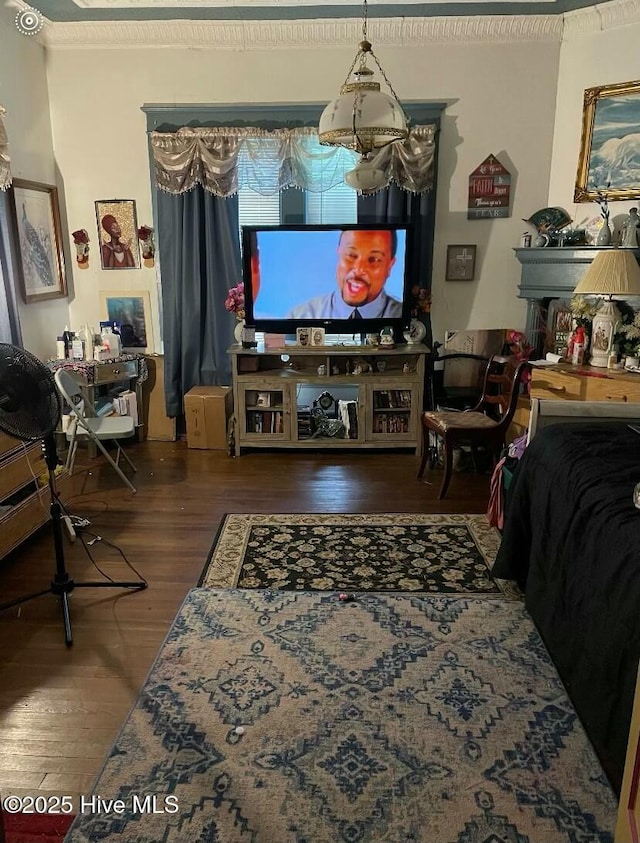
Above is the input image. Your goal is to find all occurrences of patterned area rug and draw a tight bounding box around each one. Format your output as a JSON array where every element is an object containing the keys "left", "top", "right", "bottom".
[
  {"left": 199, "top": 513, "right": 518, "bottom": 597},
  {"left": 64, "top": 589, "right": 616, "bottom": 843}
]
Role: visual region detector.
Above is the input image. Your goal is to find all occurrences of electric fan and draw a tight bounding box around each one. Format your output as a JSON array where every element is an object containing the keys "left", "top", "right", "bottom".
[{"left": 0, "top": 343, "right": 146, "bottom": 647}]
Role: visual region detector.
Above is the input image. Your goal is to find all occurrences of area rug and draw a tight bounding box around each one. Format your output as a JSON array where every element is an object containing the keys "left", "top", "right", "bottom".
[
  {"left": 199, "top": 513, "right": 519, "bottom": 597},
  {"left": 64, "top": 588, "right": 616, "bottom": 843},
  {"left": 2, "top": 811, "right": 74, "bottom": 842}
]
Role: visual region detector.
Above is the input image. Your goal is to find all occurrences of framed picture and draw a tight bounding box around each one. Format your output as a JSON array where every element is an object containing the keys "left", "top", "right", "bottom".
[
  {"left": 446, "top": 245, "right": 477, "bottom": 281},
  {"left": 546, "top": 299, "right": 573, "bottom": 355},
  {"left": 310, "top": 327, "right": 326, "bottom": 347},
  {"left": 100, "top": 290, "right": 153, "bottom": 351},
  {"left": 296, "top": 327, "right": 310, "bottom": 347},
  {"left": 95, "top": 199, "right": 140, "bottom": 270},
  {"left": 9, "top": 179, "right": 67, "bottom": 303},
  {"left": 575, "top": 79, "right": 640, "bottom": 202}
]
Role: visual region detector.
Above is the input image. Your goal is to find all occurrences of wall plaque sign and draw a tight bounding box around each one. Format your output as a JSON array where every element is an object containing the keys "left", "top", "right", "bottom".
[{"left": 468, "top": 154, "right": 511, "bottom": 219}]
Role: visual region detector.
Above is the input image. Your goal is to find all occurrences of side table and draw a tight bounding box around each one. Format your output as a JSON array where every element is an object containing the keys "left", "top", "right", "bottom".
[{"left": 47, "top": 354, "right": 148, "bottom": 455}]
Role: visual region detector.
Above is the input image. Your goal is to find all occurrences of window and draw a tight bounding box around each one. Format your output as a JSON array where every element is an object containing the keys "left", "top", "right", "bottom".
[
  {"left": 237, "top": 137, "right": 357, "bottom": 232},
  {"left": 305, "top": 179, "right": 356, "bottom": 225}
]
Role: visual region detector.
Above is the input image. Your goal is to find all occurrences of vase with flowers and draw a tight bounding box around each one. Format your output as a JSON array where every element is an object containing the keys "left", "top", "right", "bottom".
[
  {"left": 225, "top": 282, "right": 246, "bottom": 343},
  {"left": 594, "top": 184, "right": 612, "bottom": 246},
  {"left": 403, "top": 285, "right": 431, "bottom": 344},
  {"left": 505, "top": 330, "right": 534, "bottom": 392}
]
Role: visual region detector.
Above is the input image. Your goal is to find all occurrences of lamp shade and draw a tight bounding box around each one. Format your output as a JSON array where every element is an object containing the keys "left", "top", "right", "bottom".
[
  {"left": 319, "top": 80, "right": 408, "bottom": 155},
  {"left": 344, "top": 157, "right": 387, "bottom": 192},
  {"left": 573, "top": 249, "right": 640, "bottom": 297}
]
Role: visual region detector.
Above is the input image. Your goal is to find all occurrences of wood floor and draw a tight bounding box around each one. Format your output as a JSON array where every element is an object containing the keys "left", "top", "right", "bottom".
[{"left": 0, "top": 441, "right": 491, "bottom": 806}]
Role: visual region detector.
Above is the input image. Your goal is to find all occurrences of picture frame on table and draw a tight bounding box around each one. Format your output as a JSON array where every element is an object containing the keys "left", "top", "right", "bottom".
[
  {"left": 100, "top": 290, "right": 153, "bottom": 352},
  {"left": 95, "top": 198, "right": 140, "bottom": 270},
  {"left": 575, "top": 79, "right": 640, "bottom": 202},
  {"left": 9, "top": 179, "right": 67, "bottom": 304},
  {"left": 310, "top": 327, "right": 326, "bottom": 347},
  {"left": 445, "top": 245, "right": 477, "bottom": 281},
  {"left": 296, "top": 327, "right": 310, "bottom": 347}
]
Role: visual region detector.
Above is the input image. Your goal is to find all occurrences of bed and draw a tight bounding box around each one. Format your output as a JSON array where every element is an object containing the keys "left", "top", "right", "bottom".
[{"left": 493, "top": 420, "right": 640, "bottom": 792}]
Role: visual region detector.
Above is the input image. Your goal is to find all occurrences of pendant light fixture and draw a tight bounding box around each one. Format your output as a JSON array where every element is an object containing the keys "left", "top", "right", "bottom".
[{"left": 319, "top": 0, "right": 409, "bottom": 189}]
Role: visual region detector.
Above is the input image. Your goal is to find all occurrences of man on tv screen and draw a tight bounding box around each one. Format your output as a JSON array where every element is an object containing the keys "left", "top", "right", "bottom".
[{"left": 287, "top": 229, "right": 402, "bottom": 320}]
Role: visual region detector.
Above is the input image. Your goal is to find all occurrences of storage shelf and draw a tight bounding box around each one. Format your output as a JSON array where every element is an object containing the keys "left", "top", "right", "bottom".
[{"left": 230, "top": 343, "right": 429, "bottom": 456}]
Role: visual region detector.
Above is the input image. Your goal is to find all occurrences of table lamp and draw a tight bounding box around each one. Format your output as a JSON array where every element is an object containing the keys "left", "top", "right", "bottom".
[{"left": 573, "top": 248, "right": 640, "bottom": 367}]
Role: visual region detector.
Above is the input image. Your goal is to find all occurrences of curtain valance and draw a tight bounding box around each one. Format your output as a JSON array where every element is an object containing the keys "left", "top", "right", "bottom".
[
  {"left": 0, "top": 107, "right": 11, "bottom": 191},
  {"left": 149, "top": 124, "right": 436, "bottom": 196}
]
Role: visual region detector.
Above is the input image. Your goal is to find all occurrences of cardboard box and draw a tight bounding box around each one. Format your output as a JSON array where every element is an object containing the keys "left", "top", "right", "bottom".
[
  {"left": 184, "top": 386, "right": 233, "bottom": 450},
  {"left": 143, "top": 355, "right": 177, "bottom": 441}
]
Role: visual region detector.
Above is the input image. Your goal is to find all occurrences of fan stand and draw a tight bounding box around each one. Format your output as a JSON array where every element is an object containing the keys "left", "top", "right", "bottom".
[{"left": 0, "top": 435, "right": 146, "bottom": 647}]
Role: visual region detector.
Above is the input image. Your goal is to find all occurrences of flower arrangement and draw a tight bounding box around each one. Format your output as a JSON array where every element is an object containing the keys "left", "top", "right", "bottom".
[
  {"left": 410, "top": 285, "right": 431, "bottom": 317},
  {"left": 71, "top": 229, "right": 90, "bottom": 267},
  {"left": 506, "top": 329, "right": 534, "bottom": 389},
  {"left": 614, "top": 303, "right": 640, "bottom": 358},
  {"left": 594, "top": 183, "right": 611, "bottom": 225},
  {"left": 137, "top": 225, "right": 155, "bottom": 261},
  {"left": 506, "top": 330, "right": 534, "bottom": 363},
  {"left": 570, "top": 295, "right": 598, "bottom": 328},
  {"left": 224, "top": 282, "right": 245, "bottom": 321}
]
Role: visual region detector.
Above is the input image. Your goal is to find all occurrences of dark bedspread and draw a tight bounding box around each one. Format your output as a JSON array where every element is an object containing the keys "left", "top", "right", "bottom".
[{"left": 493, "top": 422, "right": 640, "bottom": 793}]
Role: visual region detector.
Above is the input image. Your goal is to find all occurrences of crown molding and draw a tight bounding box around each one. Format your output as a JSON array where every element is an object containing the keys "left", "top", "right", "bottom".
[
  {"left": 562, "top": 0, "right": 640, "bottom": 37},
  {"left": 38, "top": 0, "right": 638, "bottom": 49},
  {"left": 42, "top": 14, "right": 564, "bottom": 48}
]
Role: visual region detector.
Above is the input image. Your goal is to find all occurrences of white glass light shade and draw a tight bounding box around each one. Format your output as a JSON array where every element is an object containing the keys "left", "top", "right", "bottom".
[
  {"left": 319, "top": 81, "right": 408, "bottom": 155},
  {"left": 344, "top": 158, "right": 387, "bottom": 192}
]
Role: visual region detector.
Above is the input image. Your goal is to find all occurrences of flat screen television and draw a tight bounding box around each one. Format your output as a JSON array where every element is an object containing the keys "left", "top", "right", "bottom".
[{"left": 241, "top": 223, "right": 413, "bottom": 336}]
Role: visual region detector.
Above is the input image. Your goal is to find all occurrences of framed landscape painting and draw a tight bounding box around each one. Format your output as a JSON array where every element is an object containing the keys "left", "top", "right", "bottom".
[
  {"left": 10, "top": 179, "right": 67, "bottom": 303},
  {"left": 575, "top": 79, "right": 640, "bottom": 202}
]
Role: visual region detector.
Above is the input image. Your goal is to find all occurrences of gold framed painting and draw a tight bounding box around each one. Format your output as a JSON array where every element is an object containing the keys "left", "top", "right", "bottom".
[
  {"left": 100, "top": 290, "right": 153, "bottom": 351},
  {"left": 9, "top": 179, "right": 67, "bottom": 303},
  {"left": 95, "top": 199, "right": 140, "bottom": 270},
  {"left": 575, "top": 79, "right": 640, "bottom": 202}
]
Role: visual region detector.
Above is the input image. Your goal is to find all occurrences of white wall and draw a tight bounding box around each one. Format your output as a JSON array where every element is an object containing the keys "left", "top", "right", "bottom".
[
  {"left": 0, "top": 6, "right": 69, "bottom": 360},
  {"left": 44, "top": 34, "right": 561, "bottom": 347},
  {"left": 549, "top": 19, "right": 640, "bottom": 234}
]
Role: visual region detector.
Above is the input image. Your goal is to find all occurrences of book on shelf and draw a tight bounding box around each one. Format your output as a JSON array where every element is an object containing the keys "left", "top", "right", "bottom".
[{"left": 338, "top": 399, "right": 358, "bottom": 440}]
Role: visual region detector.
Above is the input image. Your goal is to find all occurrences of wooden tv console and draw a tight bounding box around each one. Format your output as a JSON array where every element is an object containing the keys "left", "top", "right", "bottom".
[{"left": 229, "top": 343, "right": 429, "bottom": 456}]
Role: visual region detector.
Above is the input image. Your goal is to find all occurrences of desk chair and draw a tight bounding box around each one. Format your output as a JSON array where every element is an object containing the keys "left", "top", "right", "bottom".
[
  {"left": 417, "top": 355, "right": 529, "bottom": 500},
  {"left": 54, "top": 368, "right": 137, "bottom": 493}
]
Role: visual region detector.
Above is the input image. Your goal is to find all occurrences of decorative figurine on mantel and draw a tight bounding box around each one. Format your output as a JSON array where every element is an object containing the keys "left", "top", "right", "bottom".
[{"left": 621, "top": 208, "right": 640, "bottom": 248}]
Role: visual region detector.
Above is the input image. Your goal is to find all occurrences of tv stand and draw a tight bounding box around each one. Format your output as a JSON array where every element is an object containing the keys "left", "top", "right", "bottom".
[{"left": 228, "top": 343, "right": 429, "bottom": 456}]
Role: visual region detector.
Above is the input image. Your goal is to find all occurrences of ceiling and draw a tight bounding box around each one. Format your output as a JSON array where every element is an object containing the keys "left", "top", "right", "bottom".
[{"left": 25, "top": 0, "right": 617, "bottom": 23}]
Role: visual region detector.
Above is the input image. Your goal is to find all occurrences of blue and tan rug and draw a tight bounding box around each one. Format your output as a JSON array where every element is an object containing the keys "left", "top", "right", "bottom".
[
  {"left": 65, "top": 589, "right": 616, "bottom": 842},
  {"left": 199, "top": 513, "right": 519, "bottom": 597}
]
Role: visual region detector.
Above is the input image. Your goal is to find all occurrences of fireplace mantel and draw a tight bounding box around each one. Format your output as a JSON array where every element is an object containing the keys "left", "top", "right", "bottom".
[
  {"left": 515, "top": 246, "right": 640, "bottom": 349},
  {"left": 515, "top": 246, "right": 640, "bottom": 300}
]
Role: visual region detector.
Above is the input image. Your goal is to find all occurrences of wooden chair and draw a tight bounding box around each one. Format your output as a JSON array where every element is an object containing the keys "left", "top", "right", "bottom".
[{"left": 417, "top": 355, "right": 530, "bottom": 500}]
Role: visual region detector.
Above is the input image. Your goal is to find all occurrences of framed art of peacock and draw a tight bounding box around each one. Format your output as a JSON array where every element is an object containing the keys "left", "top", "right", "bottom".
[{"left": 9, "top": 179, "right": 67, "bottom": 304}]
